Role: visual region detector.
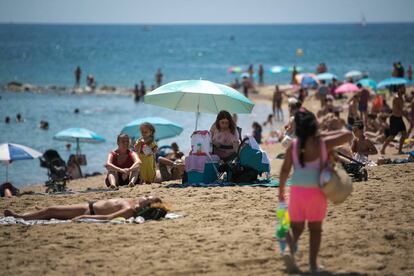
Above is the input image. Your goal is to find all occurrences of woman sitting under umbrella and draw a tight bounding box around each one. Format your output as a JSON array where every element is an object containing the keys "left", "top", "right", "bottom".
[
  {"left": 210, "top": 110, "right": 240, "bottom": 162},
  {"left": 105, "top": 134, "right": 141, "bottom": 189}
]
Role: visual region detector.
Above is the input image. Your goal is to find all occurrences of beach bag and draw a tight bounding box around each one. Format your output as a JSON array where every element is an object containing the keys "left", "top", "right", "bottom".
[
  {"left": 319, "top": 145, "right": 353, "bottom": 204},
  {"left": 239, "top": 137, "right": 270, "bottom": 174},
  {"left": 191, "top": 130, "right": 212, "bottom": 156}
]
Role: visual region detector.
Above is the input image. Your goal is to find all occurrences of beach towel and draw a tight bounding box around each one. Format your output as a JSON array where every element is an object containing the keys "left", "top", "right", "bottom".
[
  {"left": 165, "top": 179, "right": 291, "bottom": 188},
  {"left": 0, "top": 213, "right": 184, "bottom": 226}
]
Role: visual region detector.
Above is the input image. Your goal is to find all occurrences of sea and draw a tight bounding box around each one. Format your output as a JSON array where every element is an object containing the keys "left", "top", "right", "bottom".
[{"left": 1, "top": 23, "right": 413, "bottom": 186}]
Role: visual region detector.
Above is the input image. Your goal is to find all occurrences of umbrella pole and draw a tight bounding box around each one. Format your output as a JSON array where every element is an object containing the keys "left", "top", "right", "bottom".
[
  {"left": 195, "top": 102, "right": 200, "bottom": 131},
  {"left": 76, "top": 138, "right": 81, "bottom": 156},
  {"left": 5, "top": 165, "right": 8, "bottom": 182}
]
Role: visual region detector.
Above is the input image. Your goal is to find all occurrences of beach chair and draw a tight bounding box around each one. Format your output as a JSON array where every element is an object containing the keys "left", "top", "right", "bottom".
[{"left": 39, "top": 149, "right": 70, "bottom": 193}]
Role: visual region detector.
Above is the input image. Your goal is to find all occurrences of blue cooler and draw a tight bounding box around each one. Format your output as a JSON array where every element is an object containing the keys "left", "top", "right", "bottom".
[{"left": 187, "top": 162, "right": 219, "bottom": 184}]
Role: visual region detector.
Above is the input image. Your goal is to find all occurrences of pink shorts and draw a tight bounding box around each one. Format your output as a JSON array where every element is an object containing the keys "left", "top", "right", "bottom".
[{"left": 288, "top": 186, "right": 327, "bottom": 222}]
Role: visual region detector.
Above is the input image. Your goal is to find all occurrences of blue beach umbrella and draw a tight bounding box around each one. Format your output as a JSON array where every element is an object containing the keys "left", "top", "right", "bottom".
[
  {"left": 377, "top": 77, "right": 409, "bottom": 89},
  {"left": 316, "top": 72, "right": 338, "bottom": 81},
  {"left": 54, "top": 128, "right": 106, "bottom": 155},
  {"left": 357, "top": 78, "right": 377, "bottom": 90},
  {"left": 0, "top": 143, "right": 42, "bottom": 181},
  {"left": 301, "top": 76, "right": 318, "bottom": 88},
  {"left": 144, "top": 80, "right": 254, "bottom": 129},
  {"left": 121, "top": 117, "right": 184, "bottom": 141}
]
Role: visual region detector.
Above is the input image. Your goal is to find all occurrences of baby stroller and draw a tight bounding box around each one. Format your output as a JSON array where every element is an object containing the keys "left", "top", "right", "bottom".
[
  {"left": 40, "top": 149, "right": 70, "bottom": 193},
  {"left": 336, "top": 151, "right": 368, "bottom": 182},
  {"left": 220, "top": 137, "right": 270, "bottom": 183}
]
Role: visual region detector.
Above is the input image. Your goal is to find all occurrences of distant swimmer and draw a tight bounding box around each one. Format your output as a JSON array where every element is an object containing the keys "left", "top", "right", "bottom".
[
  {"left": 16, "top": 113, "right": 24, "bottom": 123},
  {"left": 4, "top": 116, "right": 10, "bottom": 124},
  {"left": 39, "top": 120, "right": 49, "bottom": 130},
  {"left": 74, "top": 108, "right": 80, "bottom": 114}
]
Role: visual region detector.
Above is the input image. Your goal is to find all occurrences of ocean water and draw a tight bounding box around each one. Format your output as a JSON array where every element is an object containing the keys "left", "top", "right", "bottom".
[
  {"left": 1, "top": 23, "right": 414, "bottom": 87},
  {"left": 1, "top": 23, "right": 414, "bottom": 186}
]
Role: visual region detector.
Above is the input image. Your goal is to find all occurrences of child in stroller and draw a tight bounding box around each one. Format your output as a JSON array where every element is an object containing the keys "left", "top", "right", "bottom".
[{"left": 40, "top": 149, "right": 70, "bottom": 192}]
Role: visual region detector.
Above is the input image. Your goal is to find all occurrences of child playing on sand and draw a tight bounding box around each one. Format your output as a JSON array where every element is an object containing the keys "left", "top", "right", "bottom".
[
  {"left": 134, "top": 123, "right": 158, "bottom": 184},
  {"left": 351, "top": 121, "right": 378, "bottom": 162},
  {"left": 278, "top": 108, "right": 352, "bottom": 273}
]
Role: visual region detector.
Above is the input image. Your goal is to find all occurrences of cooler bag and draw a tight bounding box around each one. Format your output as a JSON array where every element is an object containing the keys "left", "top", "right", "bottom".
[{"left": 239, "top": 137, "right": 270, "bottom": 174}]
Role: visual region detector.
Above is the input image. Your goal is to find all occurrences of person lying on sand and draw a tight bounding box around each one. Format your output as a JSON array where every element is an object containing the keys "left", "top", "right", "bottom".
[{"left": 4, "top": 196, "right": 169, "bottom": 221}]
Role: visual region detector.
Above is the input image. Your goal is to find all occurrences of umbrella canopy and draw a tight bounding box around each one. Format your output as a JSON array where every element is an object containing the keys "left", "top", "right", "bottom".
[
  {"left": 316, "top": 72, "right": 338, "bottom": 81},
  {"left": 335, "top": 83, "right": 360, "bottom": 94},
  {"left": 270, "top": 66, "right": 288, "bottom": 74},
  {"left": 344, "top": 70, "right": 363, "bottom": 79},
  {"left": 0, "top": 143, "right": 42, "bottom": 181},
  {"left": 228, "top": 66, "right": 243, "bottom": 74},
  {"left": 144, "top": 80, "right": 254, "bottom": 129},
  {"left": 301, "top": 76, "right": 318, "bottom": 88},
  {"left": 121, "top": 117, "right": 184, "bottom": 141},
  {"left": 357, "top": 78, "right": 377, "bottom": 90},
  {"left": 54, "top": 128, "right": 105, "bottom": 155},
  {"left": 377, "top": 77, "right": 409, "bottom": 89}
]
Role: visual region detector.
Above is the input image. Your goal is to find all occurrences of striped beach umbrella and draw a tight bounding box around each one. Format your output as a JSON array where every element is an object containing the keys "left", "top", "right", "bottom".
[{"left": 0, "top": 143, "right": 42, "bottom": 181}]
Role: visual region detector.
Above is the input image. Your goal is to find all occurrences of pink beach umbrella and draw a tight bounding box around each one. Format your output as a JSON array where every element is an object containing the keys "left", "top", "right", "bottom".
[{"left": 335, "top": 83, "right": 360, "bottom": 94}]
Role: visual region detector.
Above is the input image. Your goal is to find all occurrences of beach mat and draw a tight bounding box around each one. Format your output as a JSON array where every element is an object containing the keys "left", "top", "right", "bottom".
[
  {"left": 0, "top": 213, "right": 184, "bottom": 226},
  {"left": 165, "top": 179, "right": 291, "bottom": 188}
]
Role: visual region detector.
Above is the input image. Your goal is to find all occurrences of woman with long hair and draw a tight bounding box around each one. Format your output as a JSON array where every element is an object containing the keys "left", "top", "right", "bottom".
[
  {"left": 278, "top": 108, "right": 352, "bottom": 273},
  {"left": 210, "top": 110, "right": 240, "bottom": 162}
]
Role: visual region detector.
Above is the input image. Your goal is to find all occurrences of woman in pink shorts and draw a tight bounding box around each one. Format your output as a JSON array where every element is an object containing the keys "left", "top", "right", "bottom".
[{"left": 278, "top": 108, "right": 352, "bottom": 273}]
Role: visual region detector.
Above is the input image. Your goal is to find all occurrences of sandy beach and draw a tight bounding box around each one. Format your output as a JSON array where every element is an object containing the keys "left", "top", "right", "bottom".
[{"left": 1, "top": 86, "right": 413, "bottom": 275}]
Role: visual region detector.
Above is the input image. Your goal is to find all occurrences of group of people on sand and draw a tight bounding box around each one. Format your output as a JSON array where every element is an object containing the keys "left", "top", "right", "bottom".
[
  {"left": 3, "top": 61, "right": 414, "bottom": 274},
  {"left": 104, "top": 110, "right": 243, "bottom": 189}
]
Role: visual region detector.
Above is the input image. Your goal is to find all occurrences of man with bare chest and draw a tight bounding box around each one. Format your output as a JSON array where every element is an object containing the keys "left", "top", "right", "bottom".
[{"left": 381, "top": 88, "right": 407, "bottom": 154}]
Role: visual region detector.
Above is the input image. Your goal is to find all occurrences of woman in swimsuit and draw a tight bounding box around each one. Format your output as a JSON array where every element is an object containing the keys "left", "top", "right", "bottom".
[
  {"left": 4, "top": 196, "right": 167, "bottom": 221},
  {"left": 210, "top": 110, "right": 240, "bottom": 162}
]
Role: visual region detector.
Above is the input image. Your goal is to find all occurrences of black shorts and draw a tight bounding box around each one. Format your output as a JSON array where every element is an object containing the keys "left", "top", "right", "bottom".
[{"left": 389, "top": 116, "right": 406, "bottom": 136}]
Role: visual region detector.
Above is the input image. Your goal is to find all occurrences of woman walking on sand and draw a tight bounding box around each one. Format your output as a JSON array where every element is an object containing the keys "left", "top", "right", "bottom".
[{"left": 278, "top": 108, "right": 352, "bottom": 273}]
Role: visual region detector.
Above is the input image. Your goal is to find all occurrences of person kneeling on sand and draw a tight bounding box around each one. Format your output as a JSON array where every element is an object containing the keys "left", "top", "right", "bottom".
[
  {"left": 105, "top": 134, "right": 141, "bottom": 189},
  {"left": 4, "top": 196, "right": 169, "bottom": 221}
]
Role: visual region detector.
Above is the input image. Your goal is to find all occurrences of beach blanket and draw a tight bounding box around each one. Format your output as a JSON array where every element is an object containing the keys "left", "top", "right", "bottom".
[
  {"left": 0, "top": 213, "right": 184, "bottom": 226},
  {"left": 165, "top": 179, "right": 291, "bottom": 188}
]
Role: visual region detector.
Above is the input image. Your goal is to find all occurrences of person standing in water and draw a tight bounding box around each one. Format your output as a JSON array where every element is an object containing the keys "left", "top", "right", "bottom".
[
  {"left": 74, "top": 66, "right": 81, "bottom": 88},
  {"left": 272, "top": 85, "right": 285, "bottom": 122},
  {"left": 155, "top": 69, "right": 163, "bottom": 87}
]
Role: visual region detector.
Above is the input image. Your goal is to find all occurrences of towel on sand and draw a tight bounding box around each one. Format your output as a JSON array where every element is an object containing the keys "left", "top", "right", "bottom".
[
  {"left": 166, "top": 179, "right": 291, "bottom": 188},
  {"left": 0, "top": 213, "right": 184, "bottom": 225}
]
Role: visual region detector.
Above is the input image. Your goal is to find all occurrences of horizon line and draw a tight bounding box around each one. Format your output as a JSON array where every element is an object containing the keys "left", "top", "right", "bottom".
[{"left": 1, "top": 21, "right": 414, "bottom": 26}]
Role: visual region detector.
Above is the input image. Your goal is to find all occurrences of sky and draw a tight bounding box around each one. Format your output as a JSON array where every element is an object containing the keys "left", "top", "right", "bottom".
[{"left": 0, "top": 0, "right": 413, "bottom": 24}]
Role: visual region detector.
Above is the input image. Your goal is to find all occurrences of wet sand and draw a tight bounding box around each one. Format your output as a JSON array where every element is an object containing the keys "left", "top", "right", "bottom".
[{"left": 0, "top": 86, "right": 413, "bottom": 275}]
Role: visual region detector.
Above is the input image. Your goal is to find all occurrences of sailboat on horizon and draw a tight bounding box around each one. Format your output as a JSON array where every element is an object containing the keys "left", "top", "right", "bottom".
[{"left": 360, "top": 12, "right": 367, "bottom": 26}]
